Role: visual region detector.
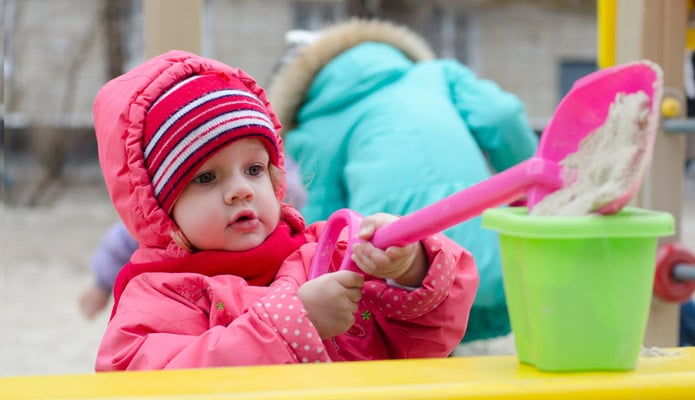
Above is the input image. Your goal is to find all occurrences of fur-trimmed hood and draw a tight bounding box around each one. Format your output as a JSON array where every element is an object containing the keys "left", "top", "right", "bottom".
[{"left": 267, "top": 19, "right": 435, "bottom": 136}]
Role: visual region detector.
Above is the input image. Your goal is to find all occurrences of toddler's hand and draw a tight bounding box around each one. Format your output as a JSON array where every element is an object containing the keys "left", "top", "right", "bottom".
[
  {"left": 350, "top": 213, "right": 427, "bottom": 287},
  {"left": 78, "top": 285, "right": 111, "bottom": 320},
  {"left": 298, "top": 270, "right": 364, "bottom": 339}
]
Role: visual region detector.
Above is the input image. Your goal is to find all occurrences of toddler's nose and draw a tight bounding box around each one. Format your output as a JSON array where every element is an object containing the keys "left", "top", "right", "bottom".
[{"left": 224, "top": 178, "right": 253, "bottom": 205}]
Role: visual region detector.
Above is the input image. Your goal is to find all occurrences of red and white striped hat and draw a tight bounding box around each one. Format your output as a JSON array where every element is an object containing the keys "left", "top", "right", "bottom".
[{"left": 144, "top": 73, "right": 280, "bottom": 213}]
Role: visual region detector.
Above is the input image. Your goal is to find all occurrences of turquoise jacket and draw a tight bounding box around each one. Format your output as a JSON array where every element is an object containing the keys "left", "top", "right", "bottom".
[{"left": 269, "top": 20, "right": 538, "bottom": 342}]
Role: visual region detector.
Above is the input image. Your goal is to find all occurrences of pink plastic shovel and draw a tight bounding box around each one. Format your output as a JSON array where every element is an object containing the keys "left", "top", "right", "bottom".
[{"left": 310, "top": 60, "right": 663, "bottom": 278}]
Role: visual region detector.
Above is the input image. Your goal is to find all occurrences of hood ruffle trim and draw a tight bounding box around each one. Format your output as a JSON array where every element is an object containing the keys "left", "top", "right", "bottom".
[{"left": 267, "top": 18, "right": 435, "bottom": 136}]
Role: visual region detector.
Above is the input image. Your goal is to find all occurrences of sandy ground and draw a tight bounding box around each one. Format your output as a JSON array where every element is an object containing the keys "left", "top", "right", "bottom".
[
  {"left": 1, "top": 164, "right": 694, "bottom": 378},
  {"left": 1, "top": 176, "right": 119, "bottom": 377}
]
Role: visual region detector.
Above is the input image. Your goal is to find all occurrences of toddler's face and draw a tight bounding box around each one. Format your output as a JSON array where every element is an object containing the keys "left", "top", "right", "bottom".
[{"left": 172, "top": 138, "right": 281, "bottom": 251}]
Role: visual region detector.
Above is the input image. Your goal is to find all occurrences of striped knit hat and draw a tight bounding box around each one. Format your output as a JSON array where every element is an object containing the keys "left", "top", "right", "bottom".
[{"left": 144, "top": 73, "right": 280, "bottom": 213}]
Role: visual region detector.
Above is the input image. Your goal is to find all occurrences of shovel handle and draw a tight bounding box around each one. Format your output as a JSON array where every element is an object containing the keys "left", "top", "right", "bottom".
[{"left": 310, "top": 157, "right": 563, "bottom": 278}]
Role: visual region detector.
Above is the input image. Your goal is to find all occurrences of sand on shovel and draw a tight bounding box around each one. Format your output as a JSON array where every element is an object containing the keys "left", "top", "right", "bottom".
[{"left": 530, "top": 90, "right": 652, "bottom": 216}]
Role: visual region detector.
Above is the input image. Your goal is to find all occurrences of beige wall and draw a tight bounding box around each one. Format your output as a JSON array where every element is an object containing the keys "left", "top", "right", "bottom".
[
  {"left": 469, "top": 4, "right": 596, "bottom": 118},
  {"left": 206, "top": 0, "right": 293, "bottom": 87},
  {"left": 4, "top": 0, "right": 597, "bottom": 127}
]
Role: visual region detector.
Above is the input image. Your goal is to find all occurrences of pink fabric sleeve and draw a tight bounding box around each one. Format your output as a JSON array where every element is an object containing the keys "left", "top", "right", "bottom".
[
  {"left": 250, "top": 283, "right": 330, "bottom": 364},
  {"left": 360, "top": 233, "right": 479, "bottom": 358},
  {"left": 95, "top": 272, "right": 328, "bottom": 371}
]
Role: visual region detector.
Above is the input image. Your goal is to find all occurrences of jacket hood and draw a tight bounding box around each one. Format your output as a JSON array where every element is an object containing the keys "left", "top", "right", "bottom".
[
  {"left": 93, "top": 50, "right": 288, "bottom": 263},
  {"left": 268, "top": 18, "right": 435, "bottom": 136}
]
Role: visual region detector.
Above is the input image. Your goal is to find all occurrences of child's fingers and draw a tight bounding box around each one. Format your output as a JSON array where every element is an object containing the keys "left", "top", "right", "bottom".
[
  {"left": 384, "top": 244, "right": 413, "bottom": 260},
  {"left": 346, "top": 289, "right": 362, "bottom": 307},
  {"left": 357, "top": 223, "right": 375, "bottom": 240},
  {"left": 357, "top": 213, "right": 399, "bottom": 239},
  {"left": 329, "top": 271, "right": 363, "bottom": 306},
  {"left": 351, "top": 242, "right": 384, "bottom": 267},
  {"left": 331, "top": 270, "right": 365, "bottom": 289}
]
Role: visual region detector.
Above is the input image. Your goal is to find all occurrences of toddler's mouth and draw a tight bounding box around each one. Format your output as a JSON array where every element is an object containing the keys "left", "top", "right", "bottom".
[{"left": 230, "top": 210, "right": 256, "bottom": 225}]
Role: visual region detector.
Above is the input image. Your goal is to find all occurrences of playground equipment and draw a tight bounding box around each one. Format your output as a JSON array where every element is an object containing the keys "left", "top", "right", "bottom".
[
  {"left": 596, "top": 0, "right": 691, "bottom": 347},
  {"left": 2, "top": 348, "right": 694, "bottom": 399},
  {"left": 654, "top": 242, "right": 695, "bottom": 303}
]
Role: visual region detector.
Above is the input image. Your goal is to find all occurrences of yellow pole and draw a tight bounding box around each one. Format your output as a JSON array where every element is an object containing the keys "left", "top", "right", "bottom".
[
  {"left": 597, "top": 0, "right": 617, "bottom": 68},
  {"left": 688, "top": 0, "right": 695, "bottom": 49}
]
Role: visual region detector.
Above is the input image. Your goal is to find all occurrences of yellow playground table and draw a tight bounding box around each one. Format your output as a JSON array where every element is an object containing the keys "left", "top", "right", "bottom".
[{"left": 2, "top": 347, "right": 694, "bottom": 399}]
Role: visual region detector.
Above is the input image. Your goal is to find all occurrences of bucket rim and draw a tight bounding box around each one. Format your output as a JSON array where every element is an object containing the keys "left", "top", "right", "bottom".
[{"left": 482, "top": 207, "right": 674, "bottom": 239}]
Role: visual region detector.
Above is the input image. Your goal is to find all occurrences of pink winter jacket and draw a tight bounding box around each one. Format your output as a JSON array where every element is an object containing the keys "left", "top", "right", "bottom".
[{"left": 93, "top": 50, "right": 479, "bottom": 371}]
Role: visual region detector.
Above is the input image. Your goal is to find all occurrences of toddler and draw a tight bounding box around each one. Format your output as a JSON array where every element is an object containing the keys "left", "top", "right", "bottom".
[{"left": 93, "top": 50, "right": 478, "bottom": 370}]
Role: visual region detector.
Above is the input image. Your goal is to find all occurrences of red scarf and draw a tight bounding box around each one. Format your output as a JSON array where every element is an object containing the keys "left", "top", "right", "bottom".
[{"left": 110, "top": 221, "right": 307, "bottom": 319}]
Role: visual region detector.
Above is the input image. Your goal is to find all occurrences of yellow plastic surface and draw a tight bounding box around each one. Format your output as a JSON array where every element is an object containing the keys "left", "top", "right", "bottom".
[{"left": 1, "top": 347, "right": 694, "bottom": 399}]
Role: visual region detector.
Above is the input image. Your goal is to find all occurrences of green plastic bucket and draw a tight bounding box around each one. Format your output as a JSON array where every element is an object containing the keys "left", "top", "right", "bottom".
[{"left": 482, "top": 207, "right": 674, "bottom": 372}]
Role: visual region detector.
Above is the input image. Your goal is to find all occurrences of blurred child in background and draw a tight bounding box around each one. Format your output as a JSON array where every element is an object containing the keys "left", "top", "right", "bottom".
[{"left": 268, "top": 19, "right": 539, "bottom": 353}]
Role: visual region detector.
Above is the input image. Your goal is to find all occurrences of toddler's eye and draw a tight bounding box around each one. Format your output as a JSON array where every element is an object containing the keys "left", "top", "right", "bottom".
[
  {"left": 193, "top": 171, "right": 215, "bottom": 184},
  {"left": 247, "top": 164, "right": 264, "bottom": 177}
]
